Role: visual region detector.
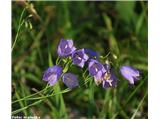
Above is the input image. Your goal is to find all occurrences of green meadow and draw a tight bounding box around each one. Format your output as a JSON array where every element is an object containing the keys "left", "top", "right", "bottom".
[{"left": 12, "top": 1, "right": 148, "bottom": 119}]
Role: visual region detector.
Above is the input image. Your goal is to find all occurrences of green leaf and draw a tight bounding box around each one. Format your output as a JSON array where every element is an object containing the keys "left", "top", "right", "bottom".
[{"left": 116, "top": 1, "right": 136, "bottom": 23}]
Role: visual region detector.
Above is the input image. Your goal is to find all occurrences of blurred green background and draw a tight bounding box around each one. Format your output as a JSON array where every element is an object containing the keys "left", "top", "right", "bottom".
[{"left": 12, "top": 1, "right": 148, "bottom": 119}]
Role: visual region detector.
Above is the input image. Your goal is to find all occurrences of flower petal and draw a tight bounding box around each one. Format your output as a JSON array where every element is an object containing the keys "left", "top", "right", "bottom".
[
  {"left": 62, "top": 73, "right": 79, "bottom": 89},
  {"left": 43, "top": 66, "right": 62, "bottom": 86},
  {"left": 120, "top": 66, "right": 140, "bottom": 84}
]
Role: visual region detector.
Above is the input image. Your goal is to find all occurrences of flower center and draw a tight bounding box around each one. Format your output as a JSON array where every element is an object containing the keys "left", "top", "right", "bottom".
[
  {"left": 104, "top": 72, "right": 113, "bottom": 86},
  {"left": 107, "top": 79, "right": 113, "bottom": 86},
  {"left": 124, "top": 70, "right": 131, "bottom": 75},
  {"left": 104, "top": 72, "right": 111, "bottom": 80},
  {"left": 94, "top": 78, "right": 102, "bottom": 85}
]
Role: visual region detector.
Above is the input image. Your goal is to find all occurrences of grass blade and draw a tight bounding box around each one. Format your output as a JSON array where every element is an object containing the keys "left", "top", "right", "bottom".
[{"left": 131, "top": 90, "right": 148, "bottom": 119}]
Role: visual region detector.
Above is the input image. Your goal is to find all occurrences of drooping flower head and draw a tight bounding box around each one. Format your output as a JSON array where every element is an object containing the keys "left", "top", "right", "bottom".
[
  {"left": 72, "top": 49, "right": 89, "bottom": 68},
  {"left": 88, "top": 59, "right": 105, "bottom": 79},
  {"left": 62, "top": 73, "right": 79, "bottom": 89},
  {"left": 43, "top": 65, "right": 62, "bottom": 86},
  {"left": 120, "top": 66, "right": 140, "bottom": 84},
  {"left": 57, "top": 39, "right": 76, "bottom": 57}
]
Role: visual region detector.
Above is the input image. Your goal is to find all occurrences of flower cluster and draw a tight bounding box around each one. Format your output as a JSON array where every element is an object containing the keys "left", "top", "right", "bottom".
[{"left": 43, "top": 38, "right": 140, "bottom": 89}]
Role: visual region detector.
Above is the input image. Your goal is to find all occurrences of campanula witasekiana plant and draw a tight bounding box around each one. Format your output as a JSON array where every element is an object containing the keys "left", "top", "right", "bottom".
[{"left": 43, "top": 38, "right": 141, "bottom": 89}]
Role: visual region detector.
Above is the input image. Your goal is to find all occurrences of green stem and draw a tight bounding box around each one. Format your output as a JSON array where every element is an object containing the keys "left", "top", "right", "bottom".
[
  {"left": 11, "top": 89, "right": 71, "bottom": 115},
  {"left": 56, "top": 56, "right": 60, "bottom": 65},
  {"left": 131, "top": 90, "right": 148, "bottom": 119},
  {"left": 88, "top": 78, "right": 95, "bottom": 118},
  {"left": 12, "top": 8, "right": 26, "bottom": 52},
  {"left": 126, "top": 80, "right": 144, "bottom": 103},
  {"left": 12, "top": 84, "right": 51, "bottom": 104},
  {"left": 12, "top": 77, "right": 91, "bottom": 104},
  {"left": 12, "top": 100, "right": 42, "bottom": 115},
  {"left": 15, "top": 91, "right": 28, "bottom": 116}
]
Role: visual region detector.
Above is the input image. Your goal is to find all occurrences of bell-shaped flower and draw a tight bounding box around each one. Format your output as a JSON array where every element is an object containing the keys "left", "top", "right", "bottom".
[
  {"left": 88, "top": 59, "right": 106, "bottom": 80},
  {"left": 120, "top": 66, "right": 140, "bottom": 84},
  {"left": 72, "top": 49, "right": 89, "bottom": 68},
  {"left": 93, "top": 63, "right": 117, "bottom": 88},
  {"left": 62, "top": 73, "right": 79, "bottom": 89},
  {"left": 43, "top": 65, "right": 62, "bottom": 86},
  {"left": 57, "top": 39, "right": 76, "bottom": 57},
  {"left": 102, "top": 70, "right": 117, "bottom": 88},
  {"left": 84, "top": 48, "right": 99, "bottom": 59}
]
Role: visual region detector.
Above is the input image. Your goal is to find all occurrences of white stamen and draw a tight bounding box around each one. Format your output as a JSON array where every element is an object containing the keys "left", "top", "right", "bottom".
[
  {"left": 107, "top": 79, "right": 113, "bottom": 86},
  {"left": 65, "top": 44, "right": 68, "bottom": 49},
  {"left": 77, "top": 56, "right": 82, "bottom": 60},
  {"left": 94, "top": 77, "right": 102, "bottom": 85}
]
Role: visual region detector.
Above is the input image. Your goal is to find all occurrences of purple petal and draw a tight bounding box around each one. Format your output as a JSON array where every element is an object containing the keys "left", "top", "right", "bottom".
[
  {"left": 67, "top": 39, "right": 74, "bottom": 48},
  {"left": 120, "top": 66, "right": 140, "bottom": 84},
  {"left": 95, "top": 71, "right": 103, "bottom": 79},
  {"left": 48, "top": 74, "right": 58, "bottom": 86},
  {"left": 83, "top": 53, "right": 89, "bottom": 60},
  {"left": 84, "top": 48, "right": 99, "bottom": 58},
  {"left": 62, "top": 73, "right": 79, "bottom": 89},
  {"left": 78, "top": 61, "right": 85, "bottom": 68},
  {"left": 94, "top": 77, "right": 102, "bottom": 85},
  {"left": 57, "top": 39, "right": 76, "bottom": 57},
  {"left": 102, "top": 69, "right": 118, "bottom": 88},
  {"left": 43, "top": 66, "right": 62, "bottom": 86},
  {"left": 88, "top": 59, "right": 105, "bottom": 76},
  {"left": 72, "top": 49, "right": 89, "bottom": 68},
  {"left": 88, "top": 59, "right": 97, "bottom": 68},
  {"left": 102, "top": 81, "right": 110, "bottom": 88}
]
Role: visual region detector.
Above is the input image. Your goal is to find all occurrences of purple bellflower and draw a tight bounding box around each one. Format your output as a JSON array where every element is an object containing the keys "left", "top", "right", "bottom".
[
  {"left": 88, "top": 59, "right": 106, "bottom": 80},
  {"left": 102, "top": 70, "right": 117, "bottom": 88},
  {"left": 93, "top": 63, "right": 117, "bottom": 88},
  {"left": 57, "top": 39, "right": 76, "bottom": 57},
  {"left": 72, "top": 49, "right": 89, "bottom": 68},
  {"left": 120, "top": 66, "right": 140, "bottom": 84},
  {"left": 84, "top": 48, "right": 99, "bottom": 59},
  {"left": 43, "top": 66, "right": 62, "bottom": 86},
  {"left": 62, "top": 73, "right": 79, "bottom": 89},
  {"left": 102, "top": 64, "right": 117, "bottom": 88}
]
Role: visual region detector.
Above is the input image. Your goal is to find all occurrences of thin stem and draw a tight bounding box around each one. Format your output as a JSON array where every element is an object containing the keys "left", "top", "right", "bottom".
[
  {"left": 131, "top": 90, "right": 147, "bottom": 119},
  {"left": 104, "top": 51, "right": 111, "bottom": 59},
  {"left": 56, "top": 56, "right": 60, "bottom": 65},
  {"left": 11, "top": 76, "right": 93, "bottom": 115},
  {"left": 12, "top": 100, "right": 42, "bottom": 115},
  {"left": 15, "top": 91, "right": 28, "bottom": 116},
  {"left": 126, "top": 80, "right": 144, "bottom": 103},
  {"left": 12, "top": 8, "right": 26, "bottom": 52},
  {"left": 13, "top": 76, "right": 91, "bottom": 104},
  {"left": 11, "top": 89, "right": 71, "bottom": 115},
  {"left": 12, "top": 84, "right": 51, "bottom": 104},
  {"left": 25, "top": 88, "right": 70, "bottom": 100}
]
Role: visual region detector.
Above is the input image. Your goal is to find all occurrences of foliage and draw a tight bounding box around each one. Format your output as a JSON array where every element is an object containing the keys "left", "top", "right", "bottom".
[{"left": 12, "top": 1, "right": 148, "bottom": 119}]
